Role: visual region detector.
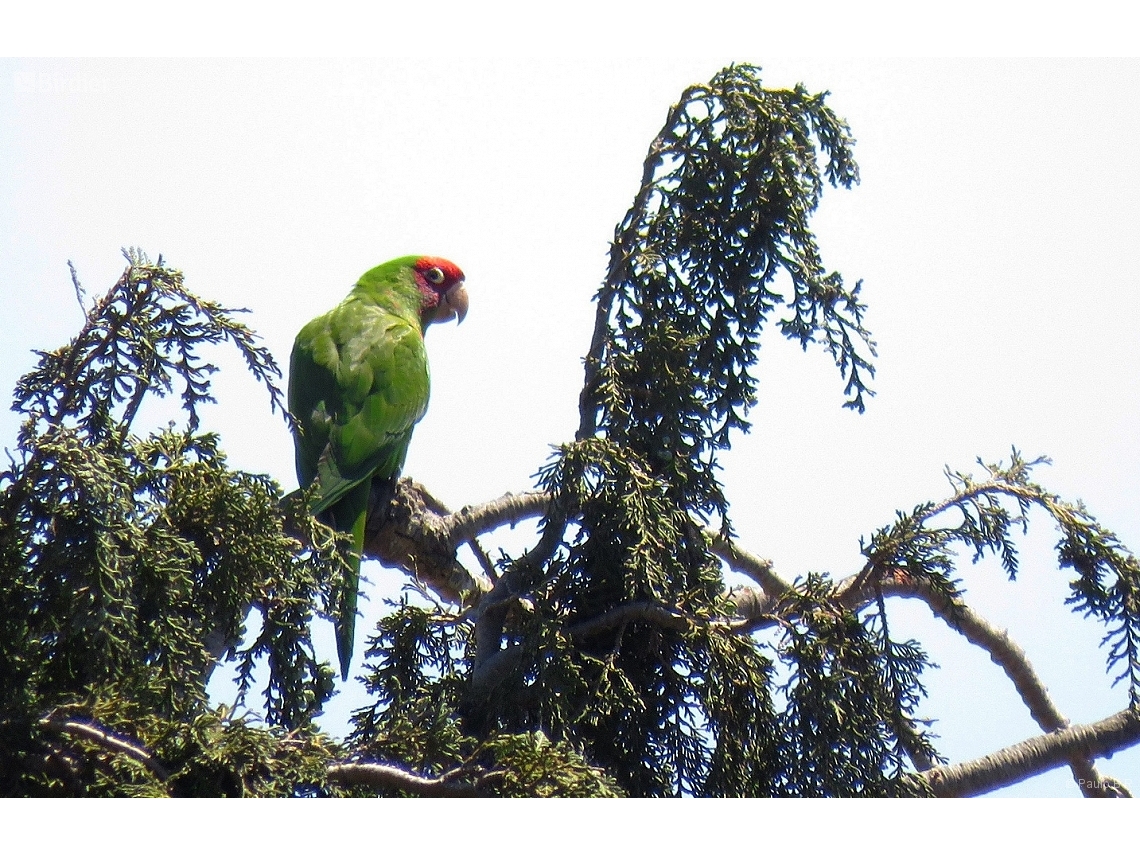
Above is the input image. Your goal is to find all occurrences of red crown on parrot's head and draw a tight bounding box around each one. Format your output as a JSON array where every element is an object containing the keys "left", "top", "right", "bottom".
[
  {"left": 413, "top": 256, "right": 465, "bottom": 291},
  {"left": 413, "top": 256, "right": 468, "bottom": 325}
]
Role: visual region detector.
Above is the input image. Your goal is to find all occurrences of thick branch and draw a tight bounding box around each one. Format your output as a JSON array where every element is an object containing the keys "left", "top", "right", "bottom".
[
  {"left": 38, "top": 716, "right": 170, "bottom": 782},
  {"left": 713, "top": 525, "right": 1124, "bottom": 795},
  {"left": 468, "top": 507, "right": 570, "bottom": 700},
  {"left": 865, "top": 578, "right": 1064, "bottom": 732},
  {"left": 839, "top": 572, "right": 1112, "bottom": 795},
  {"left": 567, "top": 601, "right": 692, "bottom": 639},
  {"left": 326, "top": 762, "right": 487, "bottom": 797},
  {"left": 440, "top": 490, "right": 549, "bottom": 546},
  {"left": 359, "top": 487, "right": 788, "bottom": 619},
  {"left": 708, "top": 532, "right": 790, "bottom": 600},
  {"left": 466, "top": 644, "right": 526, "bottom": 700},
  {"left": 922, "top": 707, "right": 1140, "bottom": 797},
  {"left": 359, "top": 481, "right": 551, "bottom": 605},
  {"left": 307, "top": 473, "right": 1136, "bottom": 798}
]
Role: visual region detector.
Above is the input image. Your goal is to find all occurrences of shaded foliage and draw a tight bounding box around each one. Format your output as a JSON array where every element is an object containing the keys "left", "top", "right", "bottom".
[
  {"left": 862, "top": 451, "right": 1140, "bottom": 706},
  {"left": 3, "top": 66, "right": 1139, "bottom": 798},
  {"left": 771, "top": 576, "right": 931, "bottom": 796},
  {"left": 463, "top": 64, "right": 881, "bottom": 795},
  {"left": 583, "top": 65, "right": 874, "bottom": 526},
  {"left": 0, "top": 251, "right": 337, "bottom": 795}
]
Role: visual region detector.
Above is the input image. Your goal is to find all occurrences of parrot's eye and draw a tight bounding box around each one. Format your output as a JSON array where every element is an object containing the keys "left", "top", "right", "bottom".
[{"left": 425, "top": 267, "right": 446, "bottom": 286}]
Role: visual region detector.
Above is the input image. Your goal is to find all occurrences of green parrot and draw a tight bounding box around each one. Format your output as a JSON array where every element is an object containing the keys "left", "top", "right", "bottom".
[{"left": 288, "top": 256, "right": 468, "bottom": 679}]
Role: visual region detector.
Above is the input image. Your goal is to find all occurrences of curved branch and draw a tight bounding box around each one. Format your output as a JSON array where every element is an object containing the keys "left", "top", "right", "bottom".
[
  {"left": 708, "top": 532, "right": 790, "bottom": 600},
  {"left": 715, "top": 525, "right": 1124, "bottom": 796},
  {"left": 440, "top": 490, "right": 549, "bottom": 546},
  {"left": 567, "top": 600, "right": 692, "bottom": 639},
  {"left": 360, "top": 486, "right": 791, "bottom": 617},
  {"left": 38, "top": 716, "right": 169, "bottom": 783},
  {"left": 915, "top": 479, "right": 1041, "bottom": 526},
  {"left": 866, "top": 577, "right": 1064, "bottom": 731},
  {"left": 468, "top": 507, "right": 570, "bottom": 702},
  {"left": 840, "top": 573, "right": 1112, "bottom": 795},
  {"left": 359, "top": 481, "right": 552, "bottom": 605},
  {"left": 326, "top": 762, "right": 488, "bottom": 797},
  {"left": 329, "top": 473, "right": 1136, "bottom": 797},
  {"left": 922, "top": 707, "right": 1140, "bottom": 797},
  {"left": 361, "top": 480, "right": 491, "bottom": 604}
]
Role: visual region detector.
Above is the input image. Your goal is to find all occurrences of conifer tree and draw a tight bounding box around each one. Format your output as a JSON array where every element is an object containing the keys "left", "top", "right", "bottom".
[{"left": 2, "top": 64, "right": 1138, "bottom": 797}]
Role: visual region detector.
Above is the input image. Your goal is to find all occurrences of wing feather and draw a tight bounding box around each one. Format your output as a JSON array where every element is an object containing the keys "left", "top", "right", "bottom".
[{"left": 289, "top": 298, "right": 429, "bottom": 515}]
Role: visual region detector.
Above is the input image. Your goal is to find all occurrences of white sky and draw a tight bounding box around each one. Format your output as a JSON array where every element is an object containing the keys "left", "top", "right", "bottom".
[{"left": 2, "top": 53, "right": 1139, "bottom": 798}]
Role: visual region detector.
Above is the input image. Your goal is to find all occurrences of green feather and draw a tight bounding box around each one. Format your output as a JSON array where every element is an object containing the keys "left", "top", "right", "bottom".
[
  {"left": 330, "top": 479, "right": 370, "bottom": 681},
  {"left": 288, "top": 257, "right": 436, "bottom": 680}
]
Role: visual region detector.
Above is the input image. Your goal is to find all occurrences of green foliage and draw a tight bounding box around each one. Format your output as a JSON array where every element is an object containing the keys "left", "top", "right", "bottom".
[
  {"left": 512, "top": 439, "right": 780, "bottom": 795},
  {"left": 469, "top": 63, "right": 882, "bottom": 796},
  {"left": 31, "top": 698, "right": 337, "bottom": 797},
  {"left": 399, "top": 63, "right": 916, "bottom": 798},
  {"left": 344, "top": 599, "right": 621, "bottom": 796},
  {"left": 15, "top": 249, "right": 288, "bottom": 445},
  {"left": 480, "top": 731, "right": 622, "bottom": 797},
  {"left": 771, "top": 576, "right": 932, "bottom": 796},
  {"left": 584, "top": 63, "right": 874, "bottom": 526},
  {"left": 349, "top": 599, "right": 472, "bottom": 771},
  {"left": 0, "top": 250, "right": 337, "bottom": 795},
  {"left": 862, "top": 450, "right": 1140, "bottom": 705},
  {"left": 4, "top": 66, "right": 1138, "bottom": 799}
]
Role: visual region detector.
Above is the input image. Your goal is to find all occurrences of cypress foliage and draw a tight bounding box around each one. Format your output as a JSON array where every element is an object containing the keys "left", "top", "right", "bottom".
[{"left": 3, "top": 66, "right": 1138, "bottom": 797}]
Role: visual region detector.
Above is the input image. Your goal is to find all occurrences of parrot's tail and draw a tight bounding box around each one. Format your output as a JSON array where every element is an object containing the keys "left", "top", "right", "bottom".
[{"left": 331, "top": 479, "right": 371, "bottom": 681}]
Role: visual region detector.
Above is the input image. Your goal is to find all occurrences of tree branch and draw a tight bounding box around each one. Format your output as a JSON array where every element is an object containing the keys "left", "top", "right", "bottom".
[
  {"left": 567, "top": 600, "right": 692, "bottom": 639},
  {"left": 915, "top": 478, "right": 1041, "bottom": 525},
  {"left": 38, "top": 716, "right": 170, "bottom": 783},
  {"left": 326, "top": 761, "right": 490, "bottom": 797},
  {"left": 359, "top": 481, "right": 550, "bottom": 605},
  {"left": 440, "top": 490, "right": 549, "bottom": 546},
  {"left": 835, "top": 572, "right": 1112, "bottom": 795},
  {"left": 709, "top": 524, "right": 1127, "bottom": 796},
  {"left": 922, "top": 707, "right": 1140, "bottom": 797},
  {"left": 468, "top": 507, "right": 569, "bottom": 701},
  {"left": 577, "top": 90, "right": 699, "bottom": 442},
  {"left": 361, "top": 479, "right": 492, "bottom": 604},
  {"left": 321, "top": 474, "right": 1136, "bottom": 797},
  {"left": 864, "top": 577, "right": 1064, "bottom": 730},
  {"left": 708, "top": 531, "right": 791, "bottom": 600}
]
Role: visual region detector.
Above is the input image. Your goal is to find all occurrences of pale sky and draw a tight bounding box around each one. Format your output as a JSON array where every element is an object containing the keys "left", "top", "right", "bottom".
[{"left": 2, "top": 56, "right": 1138, "bottom": 798}]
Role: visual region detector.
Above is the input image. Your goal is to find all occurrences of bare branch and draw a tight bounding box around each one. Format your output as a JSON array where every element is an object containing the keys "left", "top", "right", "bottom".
[
  {"left": 922, "top": 707, "right": 1140, "bottom": 798},
  {"left": 708, "top": 532, "right": 790, "bottom": 600},
  {"left": 440, "top": 490, "right": 549, "bottom": 546},
  {"left": 358, "top": 481, "right": 551, "bottom": 605},
  {"left": 567, "top": 600, "right": 692, "bottom": 639},
  {"left": 326, "top": 761, "right": 488, "bottom": 797},
  {"left": 843, "top": 573, "right": 1112, "bottom": 795},
  {"left": 870, "top": 577, "right": 1063, "bottom": 730},
  {"left": 362, "top": 479, "right": 493, "bottom": 604},
  {"left": 38, "top": 716, "right": 170, "bottom": 783}
]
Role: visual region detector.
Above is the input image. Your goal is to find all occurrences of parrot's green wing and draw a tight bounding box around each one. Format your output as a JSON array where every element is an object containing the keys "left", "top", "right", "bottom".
[{"left": 289, "top": 295, "right": 430, "bottom": 679}]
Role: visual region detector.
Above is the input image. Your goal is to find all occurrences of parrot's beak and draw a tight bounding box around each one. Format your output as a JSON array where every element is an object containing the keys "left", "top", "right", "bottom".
[{"left": 443, "top": 282, "right": 469, "bottom": 325}]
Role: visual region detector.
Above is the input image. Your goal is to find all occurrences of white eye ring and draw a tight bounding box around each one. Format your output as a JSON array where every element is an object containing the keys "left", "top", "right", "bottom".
[{"left": 425, "top": 267, "right": 445, "bottom": 285}]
